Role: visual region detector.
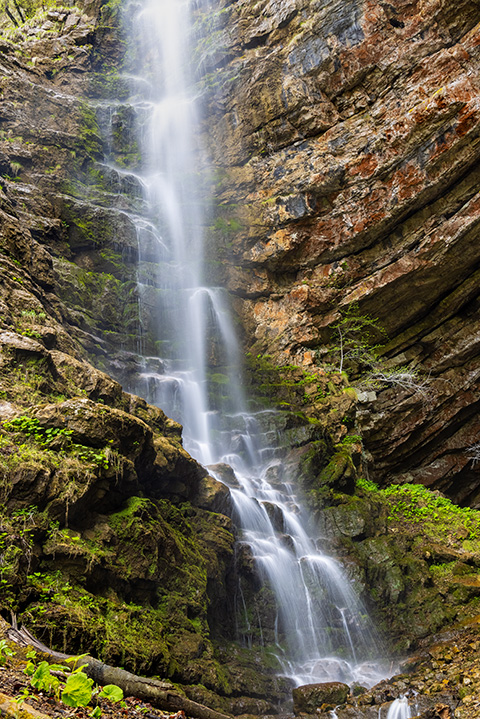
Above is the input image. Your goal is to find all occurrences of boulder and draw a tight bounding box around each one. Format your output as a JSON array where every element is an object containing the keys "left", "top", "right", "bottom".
[
  {"left": 30, "top": 398, "right": 151, "bottom": 457},
  {"left": 292, "top": 681, "right": 349, "bottom": 714},
  {"left": 194, "top": 475, "right": 232, "bottom": 515}
]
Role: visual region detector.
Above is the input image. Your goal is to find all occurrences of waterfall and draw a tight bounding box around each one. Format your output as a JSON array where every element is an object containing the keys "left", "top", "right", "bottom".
[
  {"left": 111, "top": 0, "right": 388, "bottom": 689},
  {"left": 385, "top": 696, "right": 412, "bottom": 719}
]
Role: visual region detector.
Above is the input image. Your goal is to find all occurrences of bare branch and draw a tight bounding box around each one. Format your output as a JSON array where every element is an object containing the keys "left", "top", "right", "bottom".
[
  {"left": 364, "top": 367, "right": 431, "bottom": 398},
  {"left": 467, "top": 443, "right": 480, "bottom": 468}
]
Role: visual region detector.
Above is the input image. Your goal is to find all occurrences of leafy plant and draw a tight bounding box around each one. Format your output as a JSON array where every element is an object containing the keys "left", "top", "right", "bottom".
[
  {"left": 2, "top": 416, "right": 112, "bottom": 470},
  {"left": 22, "top": 651, "right": 123, "bottom": 715},
  {"left": 3, "top": 416, "right": 73, "bottom": 446},
  {"left": 341, "top": 434, "right": 362, "bottom": 446},
  {"left": 378, "top": 483, "right": 480, "bottom": 541},
  {"left": 30, "top": 661, "right": 61, "bottom": 693},
  {"left": 327, "top": 304, "right": 429, "bottom": 397},
  {"left": 0, "top": 638, "right": 15, "bottom": 665},
  {"left": 98, "top": 684, "right": 124, "bottom": 702},
  {"left": 328, "top": 303, "right": 385, "bottom": 374},
  {"left": 356, "top": 477, "right": 379, "bottom": 492},
  {"left": 61, "top": 671, "right": 94, "bottom": 707}
]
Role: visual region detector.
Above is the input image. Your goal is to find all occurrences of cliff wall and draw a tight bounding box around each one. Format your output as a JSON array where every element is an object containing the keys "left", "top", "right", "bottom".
[{"left": 197, "top": 0, "right": 480, "bottom": 505}]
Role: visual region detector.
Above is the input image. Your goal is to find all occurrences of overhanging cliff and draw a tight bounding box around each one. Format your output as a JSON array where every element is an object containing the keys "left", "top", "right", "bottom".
[{"left": 197, "top": 0, "right": 480, "bottom": 505}]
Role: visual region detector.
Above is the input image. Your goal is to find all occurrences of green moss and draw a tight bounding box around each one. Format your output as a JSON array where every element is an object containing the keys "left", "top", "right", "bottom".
[
  {"left": 23, "top": 582, "right": 171, "bottom": 674},
  {"left": 54, "top": 257, "right": 139, "bottom": 344},
  {"left": 0, "top": 496, "right": 229, "bottom": 681},
  {"left": 88, "top": 70, "right": 130, "bottom": 101},
  {"left": 209, "top": 373, "right": 229, "bottom": 385},
  {"left": 379, "top": 484, "right": 480, "bottom": 547},
  {"left": 76, "top": 101, "right": 103, "bottom": 158}
]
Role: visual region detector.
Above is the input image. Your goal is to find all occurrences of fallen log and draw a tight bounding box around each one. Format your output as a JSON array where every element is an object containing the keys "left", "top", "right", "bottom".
[
  {"left": 0, "top": 691, "right": 50, "bottom": 719},
  {"left": 5, "top": 622, "right": 232, "bottom": 719}
]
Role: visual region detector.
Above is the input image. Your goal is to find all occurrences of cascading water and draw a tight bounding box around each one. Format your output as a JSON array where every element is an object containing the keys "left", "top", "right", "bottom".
[
  {"left": 385, "top": 696, "right": 412, "bottom": 719},
  {"left": 110, "top": 0, "right": 389, "bottom": 691}
]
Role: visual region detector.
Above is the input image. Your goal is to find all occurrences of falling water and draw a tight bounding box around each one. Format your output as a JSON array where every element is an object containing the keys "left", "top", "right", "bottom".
[
  {"left": 385, "top": 696, "right": 412, "bottom": 719},
  {"left": 111, "top": 0, "right": 388, "bottom": 689}
]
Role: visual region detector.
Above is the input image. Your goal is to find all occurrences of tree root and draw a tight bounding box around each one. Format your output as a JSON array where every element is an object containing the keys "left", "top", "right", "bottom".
[{"left": 5, "top": 621, "right": 232, "bottom": 719}]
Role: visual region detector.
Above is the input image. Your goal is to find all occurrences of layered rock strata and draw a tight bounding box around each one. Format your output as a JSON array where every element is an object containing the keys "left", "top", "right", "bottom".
[
  {"left": 2, "top": 0, "right": 480, "bottom": 712},
  {"left": 197, "top": 0, "right": 480, "bottom": 504}
]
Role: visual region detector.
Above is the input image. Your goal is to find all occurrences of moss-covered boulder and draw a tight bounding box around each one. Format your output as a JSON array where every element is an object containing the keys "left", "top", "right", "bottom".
[{"left": 292, "top": 682, "right": 350, "bottom": 714}]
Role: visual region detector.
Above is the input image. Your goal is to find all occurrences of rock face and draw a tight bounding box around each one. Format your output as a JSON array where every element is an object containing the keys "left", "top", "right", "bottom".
[
  {"left": 0, "top": 319, "right": 238, "bottom": 682},
  {"left": 196, "top": 0, "right": 480, "bottom": 505}
]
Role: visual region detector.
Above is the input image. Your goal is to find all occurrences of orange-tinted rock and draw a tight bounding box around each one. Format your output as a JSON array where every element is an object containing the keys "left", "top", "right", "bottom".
[{"left": 198, "top": 0, "right": 480, "bottom": 503}]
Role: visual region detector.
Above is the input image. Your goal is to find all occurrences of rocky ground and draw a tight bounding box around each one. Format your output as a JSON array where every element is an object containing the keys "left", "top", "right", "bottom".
[
  {"left": 0, "top": 622, "right": 480, "bottom": 719},
  {"left": 310, "top": 623, "right": 480, "bottom": 719}
]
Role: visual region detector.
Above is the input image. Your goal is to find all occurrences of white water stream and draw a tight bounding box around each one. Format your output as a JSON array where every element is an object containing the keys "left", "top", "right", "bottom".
[
  {"left": 114, "top": 0, "right": 389, "bottom": 690},
  {"left": 385, "top": 696, "right": 412, "bottom": 719}
]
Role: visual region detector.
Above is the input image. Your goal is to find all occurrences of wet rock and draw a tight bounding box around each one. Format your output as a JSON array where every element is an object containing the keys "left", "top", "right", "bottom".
[
  {"left": 261, "top": 500, "right": 284, "bottom": 531},
  {"left": 292, "top": 681, "right": 350, "bottom": 714},
  {"left": 194, "top": 475, "right": 233, "bottom": 515},
  {"left": 208, "top": 462, "right": 241, "bottom": 488}
]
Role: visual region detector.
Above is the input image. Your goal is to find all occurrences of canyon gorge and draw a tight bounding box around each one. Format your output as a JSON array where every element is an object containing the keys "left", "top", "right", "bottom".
[{"left": 0, "top": 0, "right": 479, "bottom": 717}]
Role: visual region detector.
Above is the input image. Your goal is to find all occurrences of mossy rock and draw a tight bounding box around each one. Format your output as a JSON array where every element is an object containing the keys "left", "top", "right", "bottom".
[{"left": 292, "top": 681, "right": 350, "bottom": 714}]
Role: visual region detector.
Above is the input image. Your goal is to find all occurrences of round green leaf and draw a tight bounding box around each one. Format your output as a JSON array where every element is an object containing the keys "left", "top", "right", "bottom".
[
  {"left": 61, "top": 671, "right": 93, "bottom": 707},
  {"left": 98, "top": 684, "right": 123, "bottom": 703},
  {"left": 31, "top": 661, "right": 53, "bottom": 691}
]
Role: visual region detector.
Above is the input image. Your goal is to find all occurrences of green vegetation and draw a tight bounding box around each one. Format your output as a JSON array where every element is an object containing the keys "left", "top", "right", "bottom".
[
  {"left": 15, "top": 309, "right": 47, "bottom": 339},
  {"left": 356, "top": 476, "right": 378, "bottom": 492},
  {"left": 0, "top": 0, "right": 85, "bottom": 37},
  {"left": 356, "top": 479, "right": 480, "bottom": 547},
  {"left": 0, "top": 489, "right": 234, "bottom": 683},
  {"left": 76, "top": 101, "right": 103, "bottom": 159},
  {"left": 2, "top": 642, "right": 124, "bottom": 716},
  {"left": 89, "top": 70, "right": 130, "bottom": 101},
  {"left": 0, "top": 639, "right": 14, "bottom": 665},
  {"left": 2, "top": 414, "right": 112, "bottom": 470},
  {"left": 4, "top": 415, "right": 73, "bottom": 446},
  {"left": 0, "top": 352, "right": 71, "bottom": 407},
  {"left": 327, "top": 302, "right": 384, "bottom": 373},
  {"left": 244, "top": 352, "right": 341, "bottom": 411}
]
